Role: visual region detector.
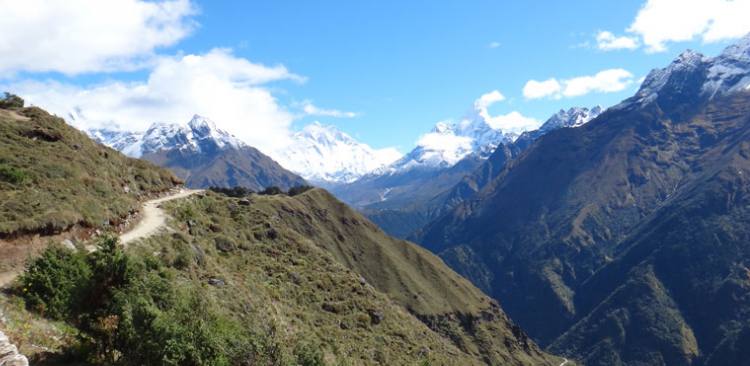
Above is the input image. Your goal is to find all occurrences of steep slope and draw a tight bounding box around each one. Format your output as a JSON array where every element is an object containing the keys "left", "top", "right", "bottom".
[
  {"left": 146, "top": 189, "right": 561, "bottom": 365},
  {"left": 93, "top": 115, "right": 307, "bottom": 190},
  {"left": 0, "top": 104, "right": 178, "bottom": 238},
  {"left": 436, "top": 106, "right": 603, "bottom": 217},
  {"left": 275, "top": 122, "right": 401, "bottom": 184},
  {"left": 419, "top": 36, "right": 750, "bottom": 365}
]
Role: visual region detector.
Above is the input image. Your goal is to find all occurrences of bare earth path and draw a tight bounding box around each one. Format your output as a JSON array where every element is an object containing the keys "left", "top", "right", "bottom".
[
  {"left": 0, "top": 188, "right": 203, "bottom": 287},
  {"left": 120, "top": 189, "right": 203, "bottom": 245}
]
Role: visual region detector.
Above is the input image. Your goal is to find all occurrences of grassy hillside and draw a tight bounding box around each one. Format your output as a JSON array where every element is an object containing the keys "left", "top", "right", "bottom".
[
  {"left": 13, "top": 189, "right": 562, "bottom": 365},
  {"left": 136, "top": 189, "right": 561, "bottom": 365},
  {"left": 0, "top": 104, "right": 179, "bottom": 237}
]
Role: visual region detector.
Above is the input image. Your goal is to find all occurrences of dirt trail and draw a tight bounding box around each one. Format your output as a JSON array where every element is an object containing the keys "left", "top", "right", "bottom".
[
  {"left": 0, "top": 189, "right": 202, "bottom": 288},
  {"left": 120, "top": 189, "right": 202, "bottom": 245}
]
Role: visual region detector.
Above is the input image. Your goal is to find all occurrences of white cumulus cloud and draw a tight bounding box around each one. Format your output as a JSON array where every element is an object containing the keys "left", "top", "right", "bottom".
[
  {"left": 473, "top": 91, "right": 539, "bottom": 134},
  {"left": 474, "top": 90, "right": 505, "bottom": 110},
  {"left": 563, "top": 69, "right": 634, "bottom": 97},
  {"left": 596, "top": 31, "right": 640, "bottom": 51},
  {"left": 630, "top": 0, "right": 750, "bottom": 52},
  {"left": 523, "top": 69, "right": 634, "bottom": 99},
  {"left": 0, "top": 0, "right": 197, "bottom": 75},
  {"left": 595, "top": 0, "right": 750, "bottom": 53},
  {"left": 7, "top": 49, "right": 304, "bottom": 155},
  {"left": 523, "top": 79, "right": 562, "bottom": 99}
]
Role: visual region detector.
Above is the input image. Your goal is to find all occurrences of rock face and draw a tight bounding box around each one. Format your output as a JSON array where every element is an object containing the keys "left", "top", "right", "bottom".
[{"left": 0, "top": 331, "right": 28, "bottom": 366}]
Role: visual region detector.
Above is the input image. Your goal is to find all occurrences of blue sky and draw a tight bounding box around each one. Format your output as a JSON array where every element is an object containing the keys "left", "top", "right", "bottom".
[{"left": 2, "top": 0, "right": 746, "bottom": 155}]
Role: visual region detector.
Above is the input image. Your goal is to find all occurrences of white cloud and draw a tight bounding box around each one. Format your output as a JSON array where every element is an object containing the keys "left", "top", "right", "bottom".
[
  {"left": 488, "top": 41, "right": 501, "bottom": 49},
  {"left": 473, "top": 91, "right": 539, "bottom": 134},
  {"left": 523, "top": 78, "right": 562, "bottom": 99},
  {"left": 474, "top": 90, "right": 505, "bottom": 110},
  {"left": 301, "top": 101, "right": 358, "bottom": 118},
  {"left": 596, "top": 31, "right": 639, "bottom": 51},
  {"left": 523, "top": 69, "right": 634, "bottom": 99},
  {"left": 563, "top": 69, "right": 634, "bottom": 97},
  {"left": 628, "top": 0, "right": 750, "bottom": 52},
  {"left": 8, "top": 49, "right": 303, "bottom": 154},
  {"left": 0, "top": 0, "right": 196, "bottom": 75},
  {"left": 482, "top": 111, "right": 540, "bottom": 134}
]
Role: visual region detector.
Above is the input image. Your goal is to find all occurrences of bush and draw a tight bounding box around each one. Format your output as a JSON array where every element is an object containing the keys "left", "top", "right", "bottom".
[
  {"left": 259, "top": 186, "right": 284, "bottom": 195},
  {"left": 288, "top": 185, "right": 314, "bottom": 196},
  {"left": 208, "top": 186, "right": 254, "bottom": 197},
  {"left": 0, "top": 164, "right": 28, "bottom": 184},
  {"left": 295, "top": 343, "right": 326, "bottom": 366},
  {"left": 0, "top": 92, "right": 24, "bottom": 109},
  {"left": 19, "top": 236, "right": 260, "bottom": 365},
  {"left": 19, "top": 245, "right": 90, "bottom": 319}
]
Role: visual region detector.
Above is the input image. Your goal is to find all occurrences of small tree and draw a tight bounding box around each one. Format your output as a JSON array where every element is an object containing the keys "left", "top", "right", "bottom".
[
  {"left": 0, "top": 92, "right": 24, "bottom": 109},
  {"left": 288, "top": 185, "right": 314, "bottom": 196},
  {"left": 259, "top": 186, "right": 284, "bottom": 195}
]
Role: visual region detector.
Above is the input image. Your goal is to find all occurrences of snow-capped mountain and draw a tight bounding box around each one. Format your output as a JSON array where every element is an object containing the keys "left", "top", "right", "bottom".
[
  {"left": 515, "top": 106, "right": 602, "bottom": 147},
  {"left": 625, "top": 33, "right": 750, "bottom": 108},
  {"left": 90, "top": 115, "right": 244, "bottom": 158},
  {"left": 87, "top": 128, "right": 144, "bottom": 157},
  {"left": 89, "top": 115, "right": 306, "bottom": 190},
  {"left": 275, "top": 122, "right": 402, "bottom": 184},
  {"left": 381, "top": 108, "right": 537, "bottom": 174}
]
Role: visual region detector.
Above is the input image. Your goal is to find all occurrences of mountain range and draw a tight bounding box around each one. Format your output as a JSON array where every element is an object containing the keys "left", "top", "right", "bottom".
[
  {"left": 417, "top": 34, "right": 750, "bottom": 365},
  {"left": 0, "top": 100, "right": 562, "bottom": 365},
  {"left": 90, "top": 115, "right": 306, "bottom": 190},
  {"left": 331, "top": 105, "right": 602, "bottom": 238},
  {"left": 273, "top": 122, "right": 402, "bottom": 184}
]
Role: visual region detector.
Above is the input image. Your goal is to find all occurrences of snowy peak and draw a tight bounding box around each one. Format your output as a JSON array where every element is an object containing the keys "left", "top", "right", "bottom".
[
  {"left": 719, "top": 33, "right": 750, "bottom": 61},
  {"left": 185, "top": 115, "right": 242, "bottom": 150},
  {"left": 384, "top": 109, "right": 528, "bottom": 174},
  {"left": 631, "top": 34, "right": 750, "bottom": 107},
  {"left": 512, "top": 106, "right": 603, "bottom": 150},
  {"left": 540, "top": 106, "right": 603, "bottom": 132},
  {"left": 90, "top": 115, "right": 245, "bottom": 158},
  {"left": 88, "top": 128, "right": 144, "bottom": 157},
  {"left": 275, "top": 122, "right": 402, "bottom": 184}
]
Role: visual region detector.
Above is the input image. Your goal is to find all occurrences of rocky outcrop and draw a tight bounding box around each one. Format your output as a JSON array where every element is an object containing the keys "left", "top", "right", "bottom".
[{"left": 0, "top": 331, "right": 28, "bottom": 366}]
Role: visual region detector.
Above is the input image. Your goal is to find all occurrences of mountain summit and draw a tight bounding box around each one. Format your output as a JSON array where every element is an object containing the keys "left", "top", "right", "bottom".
[
  {"left": 275, "top": 122, "right": 401, "bottom": 184},
  {"left": 382, "top": 107, "right": 538, "bottom": 175},
  {"left": 625, "top": 33, "right": 750, "bottom": 109},
  {"left": 90, "top": 115, "right": 243, "bottom": 158},
  {"left": 90, "top": 115, "right": 306, "bottom": 190}
]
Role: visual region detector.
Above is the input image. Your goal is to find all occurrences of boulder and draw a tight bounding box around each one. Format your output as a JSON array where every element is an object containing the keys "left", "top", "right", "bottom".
[{"left": 0, "top": 331, "right": 28, "bottom": 366}]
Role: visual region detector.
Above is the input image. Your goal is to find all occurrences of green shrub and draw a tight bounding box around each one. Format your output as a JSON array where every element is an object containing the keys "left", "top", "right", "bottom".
[
  {"left": 0, "top": 92, "right": 24, "bottom": 109},
  {"left": 19, "top": 245, "right": 90, "bottom": 319},
  {"left": 0, "top": 164, "right": 28, "bottom": 184},
  {"left": 259, "top": 186, "right": 284, "bottom": 195},
  {"left": 288, "top": 185, "right": 314, "bottom": 196},
  {"left": 295, "top": 342, "right": 326, "bottom": 366},
  {"left": 18, "top": 236, "right": 272, "bottom": 365},
  {"left": 209, "top": 186, "right": 254, "bottom": 197}
]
